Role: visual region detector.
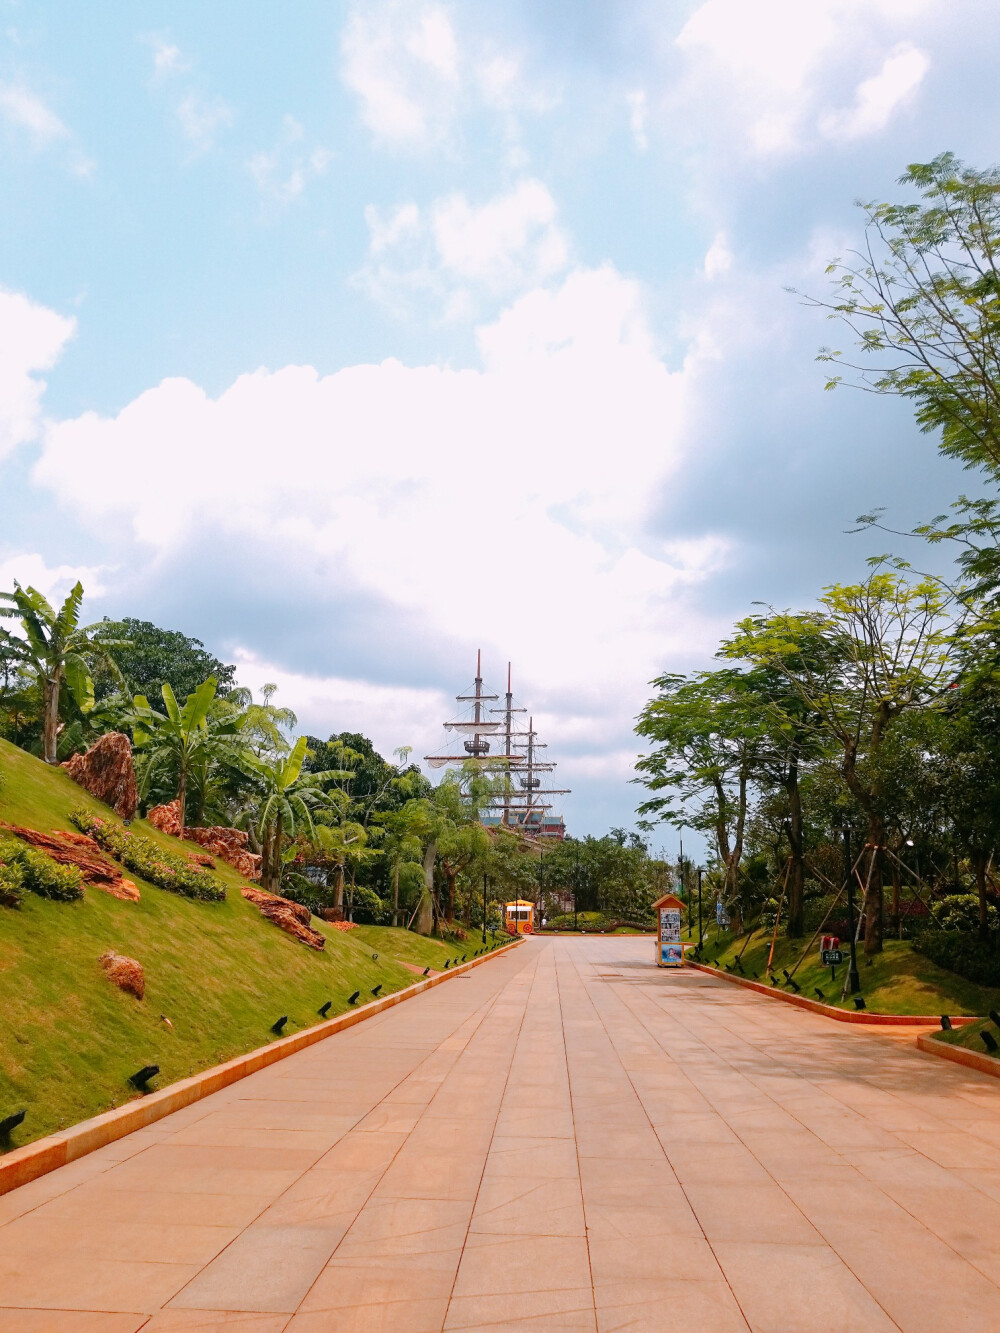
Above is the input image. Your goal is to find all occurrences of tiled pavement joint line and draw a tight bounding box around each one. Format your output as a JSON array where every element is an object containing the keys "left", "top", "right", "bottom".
[
  {"left": 597, "top": 953, "right": 1000, "bottom": 1325},
  {"left": 620, "top": 970, "right": 1000, "bottom": 1295},
  {"left": 561, "top": 946, "right": 754, "bottom": 1333},
  {"left": 440, "top": 939, "right": 545, "bottom": 1326},
  {"left": 552, "top": 947, "right": 615, "bottom": 1329},
  {"left": 164, "top": 947, "right": 536, "bottom": 1318}
]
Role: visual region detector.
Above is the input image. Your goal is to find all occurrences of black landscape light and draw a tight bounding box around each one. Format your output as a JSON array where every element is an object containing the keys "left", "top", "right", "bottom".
[
  {"left": 371, "top": 983, "right": 382, "bottom": 997},
  {"left": 814, "top": 989, "right": 825, "bottom": 1001},
  {"left": 318, "top": 1001, "right": 333, "bottom": 1018},
  {"left": 989, "top": 1009, "right": 1000, "bottom": 1029},
  {"left": 787, "top": 977, "right": 801, "bottom": 993},
  {"left": 347, "top": 990, "right": 361, "bottom": 1005},
  {"left": 734, "top": 957, "right": 744, "bottom": 974},
  {"left": 129, "top": 1064, "right": 159, "bottom": 1091},
  {"left": 0, "top": 1109, "right": 26, "bottom": 1140},
  {"left": 940, "top": 1015, "right": 952, "bottom": 1031},
  {"left": 853, "top": 996, "right": 866, "bottom": 1011},
  {"left": 271, "top": 1016, "right": 288, "bottom": 1034},
  {"left": 372, "top": 953, "right": 379, "bottom": 961},
  {"left": 983, "top": 1030, "right": 999, "bottom": 1053},
  {"left": 422, "top": 966, "right": 430, "bottom": 976},
  {"left": 769, "top": 974, "right": 779, "bottom": 987},
  {"left": 444, "top": 960, "right": 450, "bottom": 969},
  {"left": 461, "top": 954, "right": 467, "bottom": 962}
]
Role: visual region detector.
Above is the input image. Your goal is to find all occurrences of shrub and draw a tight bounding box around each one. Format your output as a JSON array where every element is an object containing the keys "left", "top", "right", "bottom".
[
  {"left": 930, "top": 893, "right": 1000, "bottom": 933},
  {"left": 0, "top": 836, "right": 83, "bottom": 902},
  {"left": 346, "top": 884, "right": 386, "bottom": 924},
  {"left": 0, "top": 859, "right": 24, "bottom": 908},
  {"left": 69, "top": 808, "right": 226, "bottom": 903},
  {"left": 913, "top": 929, "right": 1000, "bottom": 987}
]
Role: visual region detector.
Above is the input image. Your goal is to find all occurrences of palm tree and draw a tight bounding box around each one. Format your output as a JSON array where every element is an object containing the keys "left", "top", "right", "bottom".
[
  {"left": 0, "top": 581, "right": 124, "bottom": 764},
  {"left": 131, "top": 677, "right": 246, "bottom": 832},
  {"left": 237, "top": 736, "right": 349, "bottom": 893}
]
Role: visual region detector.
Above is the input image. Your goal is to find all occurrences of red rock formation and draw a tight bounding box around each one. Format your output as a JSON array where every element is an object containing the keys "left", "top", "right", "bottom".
[
  {"left": 99, "top": 950, "right": 145, "bottom": 999},
  {"left": 0, "top": 822, "right": 140, "bottom": 901},
  {"left": 241, "top": 886, "right": 326, "bottom": 950},
  {"left": 63, "top": 733, "right": 138, "bottom": 821},
  {"left": 147, "top": 802, "right": 262, "bottom": 880}
]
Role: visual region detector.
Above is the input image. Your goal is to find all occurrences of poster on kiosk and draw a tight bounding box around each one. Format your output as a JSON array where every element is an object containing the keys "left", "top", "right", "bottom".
[{"left": 652, "top": 893, "right": 685, "bottom": 967}]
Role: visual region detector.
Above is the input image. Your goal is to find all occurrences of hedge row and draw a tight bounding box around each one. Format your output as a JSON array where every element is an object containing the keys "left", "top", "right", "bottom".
[
  {"left": 0, "top": 836, "right": 84, "bottom": 904},
  {"left": 913, "top": 929, "right": 1000, "bottom": 988},
  {"left": 69, "top": 808, "right": 226, "bottom": 903}
]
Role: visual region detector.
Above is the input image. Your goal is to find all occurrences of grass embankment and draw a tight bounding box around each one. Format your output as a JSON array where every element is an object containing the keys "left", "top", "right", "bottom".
[
  {"left": 929, "top": 1015, "right": 1000, "bottom": 1058},
  {"left": 682, "top": 919, "right": 1000, "bottom": 1017},
  {"left": 0, "top": 739, "right": 501, "bottom": 1150}
]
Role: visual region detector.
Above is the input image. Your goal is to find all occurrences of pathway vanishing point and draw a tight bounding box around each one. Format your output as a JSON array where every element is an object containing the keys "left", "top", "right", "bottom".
[{"left": 3, "top": 935, "right": 1000, "bottom": 1331}]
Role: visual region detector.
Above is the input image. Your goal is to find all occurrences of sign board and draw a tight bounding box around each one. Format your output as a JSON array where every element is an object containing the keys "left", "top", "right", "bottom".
[
  {"left": 658, "top": 906, "right": 683, "bottom": 967},
  {"left": 821, "top": 948, "right": 843, "bottom": 966}
]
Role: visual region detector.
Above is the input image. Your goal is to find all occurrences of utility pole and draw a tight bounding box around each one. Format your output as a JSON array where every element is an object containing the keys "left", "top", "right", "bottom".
[
  {"left": 482, "top": 872, "right": 488, "bottom": 946},
  {"left": 574, "top": 843, "right": 579, "bottom": 932}
]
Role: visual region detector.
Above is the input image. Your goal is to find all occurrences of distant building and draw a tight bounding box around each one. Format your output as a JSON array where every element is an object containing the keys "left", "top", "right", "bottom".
[{"left": 482, "top": 811, "right": 566, "bottom": 841}]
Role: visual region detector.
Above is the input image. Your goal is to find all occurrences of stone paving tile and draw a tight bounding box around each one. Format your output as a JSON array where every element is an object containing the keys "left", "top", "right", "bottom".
[
  {"left": 142, "top": 1314, "right": 291, "bottom": 1331},
  {"left": 0, "top": 1313, "right": 148, "bottom": 1332}
]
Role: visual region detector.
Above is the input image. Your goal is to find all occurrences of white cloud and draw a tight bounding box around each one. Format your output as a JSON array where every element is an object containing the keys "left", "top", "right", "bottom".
[
  {"left": 820, "top": 43, "right": 929, "bottom": 141},
  {"left": 176, "top": 91, "right": 233, "bottom": 153},
  {"left": 0, "top": 289, "right": 75, "bottom": 462},
  {"left": 703, "top": 232, "right": 733, "bottom": 279},
  {"left": 0, "top": 553, "right": 105, "bottom": 603},
  {"left": 147, "top": 35, "right": 188, "bottom": 78},
  {"left": 249, "top": 115, "right": 332, "bottom": 205},
  {"left": 32, "top": 266, "right": 719, "bottom": 719},
  {"left": 0, "top": 81, "right": 68, "bottom": 146},
  {"left": 360, "top": 178, "right": 570, "bottom": 318},
  {"left": 674, "top": 0, "right": 934, "bottom": 154},
  {"left": 626, "top": 89, "right": 648, "bottom": 153}
]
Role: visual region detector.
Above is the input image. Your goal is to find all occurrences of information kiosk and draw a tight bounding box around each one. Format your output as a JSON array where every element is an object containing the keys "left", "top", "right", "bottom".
[
  {"left": 504, "top": 900, "right": 535, "bottom": 935},
  {"left": 652, "top": 892, "right": 685, "bottom": 967}
]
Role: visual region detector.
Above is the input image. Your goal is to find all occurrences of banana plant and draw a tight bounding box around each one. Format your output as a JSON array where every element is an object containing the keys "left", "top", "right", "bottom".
[
  {"left": 0, "top": 581, "right": 125, "bottom": 764},
  {"left": 131, "top": 677, "right": 246, "bottom": 832}
]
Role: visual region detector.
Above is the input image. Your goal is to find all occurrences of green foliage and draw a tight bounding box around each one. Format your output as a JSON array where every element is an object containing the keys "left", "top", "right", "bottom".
[
  {"left": 69, "top": 807, "right": 227, "bottom": 902},
  {"left": 914, "top": 930, "right": 1000, "bottom": 988},
  {"left": 0, "top": 858, "right": 24, "bottom": 908},
  {"left": 0, "top": 836, "right": 83, "bottom": 902},
  {"left": 93, "top": 617, "right": 237, "bottom": 702},
  {"left": 930, "top": 894, "right": 1000, "bottom": 933}
]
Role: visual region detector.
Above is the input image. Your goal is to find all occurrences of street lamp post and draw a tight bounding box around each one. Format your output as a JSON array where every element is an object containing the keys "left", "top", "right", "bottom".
[
  {"left": 482, "top": 872, "right": 488, "bottom": 946},
  {"left": 697, "top": 867, "right": 703, "bottom": 949},
  {"left": 573, "top": 844, "right": 579, "bottom": 932},
  {"left": 538, "top": 849, "right": 544, "bottom": 930},
  {"left": 843, "top": 827, "right": 861, "bottom": 995}
]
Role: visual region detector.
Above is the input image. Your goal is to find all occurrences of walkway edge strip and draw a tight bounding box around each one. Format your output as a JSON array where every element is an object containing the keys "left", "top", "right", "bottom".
[
  {"left": 689, "top": 961, "right": 979, "bottom": 1026},
  {"left": 916, "top": 1031, "right": 1000, "bottom": 1078},
  {"left": 0, "top": 939, "right": 522, "bottom": 1197}
]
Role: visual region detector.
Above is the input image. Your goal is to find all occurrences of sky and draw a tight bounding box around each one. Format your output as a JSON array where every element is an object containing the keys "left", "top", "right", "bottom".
[{"left": 2, "top": 0, "right": 999, "bottom": 848}]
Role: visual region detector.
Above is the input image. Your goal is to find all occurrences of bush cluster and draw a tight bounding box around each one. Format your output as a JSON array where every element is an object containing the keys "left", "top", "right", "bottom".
[
  {"left": 69, "top": 808, "right": 226, "bottom": 903},
  {"left": 913, "top": 929, "right": 1000, "bottom": 987},
  {"left": 0, "top": 836, "right": 84, "bottom": 903},
  {"left": 930, "top": 893, "right": 1000, "bottom": 934}
]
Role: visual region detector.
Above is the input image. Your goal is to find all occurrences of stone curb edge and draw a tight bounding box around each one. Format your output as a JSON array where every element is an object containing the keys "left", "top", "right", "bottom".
[
  {"left": 689, "top": 961, "right": 979, "bottom": 1027},
  {"left": 916, "top": 1031, "right": 1000, "bottom": 1079},
  {"left": 0, "top": 938, "right": 522, "bottom": 1197}
]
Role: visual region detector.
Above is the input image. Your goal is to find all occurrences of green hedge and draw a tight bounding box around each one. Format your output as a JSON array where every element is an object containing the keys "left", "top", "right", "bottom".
[
  {"left": 0, "top": 858, "right": 25, "bottom": 908},
  {"left": 69, "top": 808, "right": 226, "bottom": 903},
  {"left": 913, "top": 929, "right": 1000, "bottom": 988},
  {"left": 0, "top": 836, "right": 83, "bottom": 902}
]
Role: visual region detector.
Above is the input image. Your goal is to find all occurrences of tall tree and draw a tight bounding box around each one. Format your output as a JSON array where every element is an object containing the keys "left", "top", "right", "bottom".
[
  {"left": 0, "top": 582, "right": 123, "bottom": 764},
  {"left": 93, "top": 617, "right": 236, "bottom": 702}
]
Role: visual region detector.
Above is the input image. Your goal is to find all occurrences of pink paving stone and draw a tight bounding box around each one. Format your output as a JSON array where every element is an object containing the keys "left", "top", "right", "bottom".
[{"left": 3, "top": 937, "right": 1000, "bottom": 1330}]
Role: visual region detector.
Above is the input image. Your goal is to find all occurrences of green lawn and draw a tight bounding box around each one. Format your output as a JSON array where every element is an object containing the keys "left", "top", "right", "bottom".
[
  {"left": 683, "top": 919, "right": 1000, "bottom": 1016},
  {"left": 930, "top": 1015, "right": 1000, "bottom": 1059},
  {"left": 0, "top": 739, "right": 503, "bottom": 1151}
]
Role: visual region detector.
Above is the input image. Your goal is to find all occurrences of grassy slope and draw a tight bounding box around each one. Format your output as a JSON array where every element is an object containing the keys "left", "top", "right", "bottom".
[
  {"left": 0, "top": 739, "right": 492, "bottom": 1150},
  {"left": 931, "top": 1016, "right": 1000, "bottom": 1059},
  {"left": 682, "top": 920, "right": 1000, "bottom": 1016}
]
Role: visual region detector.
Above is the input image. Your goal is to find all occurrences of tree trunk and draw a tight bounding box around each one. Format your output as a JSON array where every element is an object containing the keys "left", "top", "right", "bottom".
[
  {"left": 333, "top": 863, "right": 345, "bottom": 911},
  {"left": 785, "top": 755, "right": 805, "bottom": 937},
  {"left": 42, "top": 674, "right": 61, "bottom": 765},
  {"left": 974, "top": 850, "right": 990, "bottom": 940},
  {"left": 177, "top": 765, "right": 188, "bottom": 838},
  {"left": 444, "top": 864, "right": 456, "bottom": 924},
  {"left": 415, "top": 840, "right": 436, "bottom": 935},
  {"left": 392, "top": 862, "right": 400, "bottom": 928},
  {"left": 890, "top": 840, "right": 902, "bottom": 938},
  {"left": 863, "top": 818, "right": 884, "bottom": 957}
]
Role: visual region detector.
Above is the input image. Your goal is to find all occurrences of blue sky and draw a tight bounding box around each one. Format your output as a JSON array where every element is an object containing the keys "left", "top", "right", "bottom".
[{"left": 2, "top": 0, "right": 999, "bottom": 847}]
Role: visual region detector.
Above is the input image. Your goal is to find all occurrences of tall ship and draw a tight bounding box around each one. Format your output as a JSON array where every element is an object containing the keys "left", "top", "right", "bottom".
[{"left": 424, "top": 651, "right": 570, "bottom": 839}]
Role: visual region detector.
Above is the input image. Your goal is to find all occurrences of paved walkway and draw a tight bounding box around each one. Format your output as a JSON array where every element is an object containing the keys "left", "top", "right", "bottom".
[{"left": 3, "top": 937, "right": 1000, "bottom": 1331}]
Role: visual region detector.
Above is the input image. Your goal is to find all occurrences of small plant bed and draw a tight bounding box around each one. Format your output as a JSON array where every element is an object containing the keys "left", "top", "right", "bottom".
[
  {"left": 542, "top": 911, "right": 654, "bottom": 934},
  {"left": 69, "top": 808, "right": 227, "bottom": 903},
  {"left": 684, "top": 922, "right": 1000, "bottom": 1017},
  {"left": 929, "top": 1015, "right": 1000, "bottom": 1059}
]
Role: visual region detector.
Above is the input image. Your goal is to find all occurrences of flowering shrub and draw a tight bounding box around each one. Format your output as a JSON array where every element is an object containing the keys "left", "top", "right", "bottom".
[
  {"left": 0, "top": 836, "right": 83, "bottom": 902},
  {"left": 69, "top": 808, "right": 226, "bottom": 903}
]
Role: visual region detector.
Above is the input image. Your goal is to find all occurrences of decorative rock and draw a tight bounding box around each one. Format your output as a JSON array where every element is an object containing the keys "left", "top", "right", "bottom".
[
  {"left": 63, "top": 733, "right": 138, "bottom": 821},
  {"left": 99, "top": 950, "right": 145, "bottom": 999},
  {"left": 241, "top": 886, "right": 326, "bottom": 950},
  {"left": 147, "top": 801, "right": 262, "bottom": 880},
  {"left": 0, "top": 822, "right": 140, "bottom": 901}
]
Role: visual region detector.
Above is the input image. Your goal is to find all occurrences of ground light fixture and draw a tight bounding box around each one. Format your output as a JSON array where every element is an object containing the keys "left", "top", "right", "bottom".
[
  {"left": 769, "top": 974, "right": 779, "bottom": 986},
  {"left": 318, "top": 1001, "right": 332, "bottom": 1018},
  {"left": 422, "top": 967, "right": 430, "bottom": 976},
  {"left": 990, "top": 1009, "right": 1000, "bottom": 1028},
  {"left": 271, "top": 1016, "right": 288, "bottom": 1035},
  {"left": 814, "top": 989, "right": 825, "bottom": 1001},
  {"left": 371, "top": 984, "right": 382, "bottom": 997},
  {"left": 347, "top": 991, "right": 360, "bottom": 1005},
  {"left": 0, "top": 1109, "right": 26, "bottom": 1139},
  {"left": 982, "top": 1030, "right": 999, "bottom": 1053},
  {"left": 129, "top": 1065, "right": 159, "bottom": 1091},
  {"left": 444, "top": 960, "right": 450, "bottom": 969},
  {"left": 853, "top": 996, "right": 867, "bottom": 1011},
  {"left": 371, "top": 953, "right": 378, "bottom": 961},
  {"left": 940, "top": 1015, "right": 952, "bottom": 1030}
]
